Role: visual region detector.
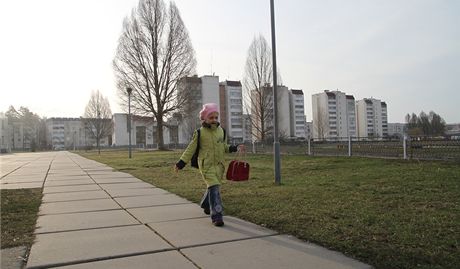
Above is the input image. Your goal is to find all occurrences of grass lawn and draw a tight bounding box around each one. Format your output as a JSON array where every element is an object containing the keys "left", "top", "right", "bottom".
[
  {"left": 1, "top": 188, "right": 42, "bottom": 249},
  {"left": 78, "top": 150, "right": 460, "bottom": 269}
]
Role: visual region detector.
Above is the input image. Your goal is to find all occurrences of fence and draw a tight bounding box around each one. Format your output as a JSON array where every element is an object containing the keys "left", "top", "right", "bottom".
[{"left": 243, "top": 137, "right": 460, "bottom": 161}]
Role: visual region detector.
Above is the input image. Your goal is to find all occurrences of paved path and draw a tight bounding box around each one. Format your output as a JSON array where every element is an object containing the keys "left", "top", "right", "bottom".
[{"left": 1, "top": 152, "right": 372, "bottom": 269}]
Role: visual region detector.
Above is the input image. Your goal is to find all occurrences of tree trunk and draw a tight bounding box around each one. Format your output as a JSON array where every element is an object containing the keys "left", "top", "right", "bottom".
[{"left": 156, "top": 116, "right": 165, "bottom": 150}]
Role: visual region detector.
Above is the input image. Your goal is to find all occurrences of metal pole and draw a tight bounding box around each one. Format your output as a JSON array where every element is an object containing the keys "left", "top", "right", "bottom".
[
  {"left": 348, "top": 135, "right": 352, "bottom": 157},
  {"left": 403, "top": 135, "right": 407, "bottom": 160},
  {"left": 270, "top": 0, "right": 281, "bottom": 185},
  {"left": 308, "top": 137, "right": 311, "bottom": 155},
  {"left": 127, "top": 88, "right": 133, "bottom": 159}
]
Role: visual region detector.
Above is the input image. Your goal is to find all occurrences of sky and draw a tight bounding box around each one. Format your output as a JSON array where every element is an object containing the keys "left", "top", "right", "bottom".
[{"left": 1, "top": 0, "right": 459, "bottom": 123}]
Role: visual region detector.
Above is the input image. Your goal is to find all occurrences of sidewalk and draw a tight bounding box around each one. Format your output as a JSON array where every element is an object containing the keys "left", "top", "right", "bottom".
[{"left": 1, "top": 152, "right": 372, "bottom": 269}]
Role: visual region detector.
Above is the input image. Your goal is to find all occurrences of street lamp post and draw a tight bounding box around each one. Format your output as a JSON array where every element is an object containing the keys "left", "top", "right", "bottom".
[
  {"left": 270, "top": 0, "right": 281, "bottom": 185},
  {"left": 127, "top": 87, "right": 133, "bottom": 159}
]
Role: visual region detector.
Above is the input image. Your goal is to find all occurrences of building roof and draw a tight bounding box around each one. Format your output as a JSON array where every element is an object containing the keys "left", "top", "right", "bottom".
[
  {"left": 381, "top": 102, "right": 387, "bottom": 107},
  {"left": 290, "top": 89, "right": 304, "bottom": 95},
  {"left": 346, "top": 95, "right": 355, "bottom": 100},
  {"left": 224, "top": 80, "right": 242, "bottom": 87}
]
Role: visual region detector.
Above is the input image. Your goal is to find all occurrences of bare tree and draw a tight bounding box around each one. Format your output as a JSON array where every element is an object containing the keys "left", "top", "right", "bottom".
[
  {"left": 313, "top": 107, "right": 328, "bottom": 140},
  {"left": 83, "top": 90, "right": 113, "bottom": 154},
  {"left": 242, "top": 35, "right": 274, "bottom": 142},
  {"left": 113, "top": 0, "right": 196, "bottom": 150}
]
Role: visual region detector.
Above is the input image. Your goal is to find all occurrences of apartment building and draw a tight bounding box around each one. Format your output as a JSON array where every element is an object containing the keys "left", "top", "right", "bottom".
[
  {"left": 356, "top": 98, "right": 388, "bottom": 138},
  {"left": 250, "top": 85, "right": 291, "bottom": 141},
  {"left": 46, "top": 118, "right": 94, "bottom": 150},
  {"left": 219, "top": 80, "right": 244, "bottom": 143},
  {"left": 177, "top": 75, "right": 220, "bottom": 141},
  {"left": 289, "top": 89, "right": 307, "bottom": 138},
  {"left": 0, "top": 113, "right": 11, "bottom": 152},
  {"left": 312, "top": 90, "right": 357, "bottom": 140}
]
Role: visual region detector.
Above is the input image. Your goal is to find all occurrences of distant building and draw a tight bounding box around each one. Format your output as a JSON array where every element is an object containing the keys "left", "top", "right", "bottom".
[
  {"left": 219, "top": 80, "right": 244, "bottom": 143},
  {"left": 0, "top": 113, "right": 11, "bottom": 152},
  {"left": 242, "top": 114, "right": 252, "bottom": 142},
  {"left": 305, "top": 121, "right": 313, "bottom": 139},
  {"left": 289, "top": 89, "right": 307, "bottom": 138},
  {"left": 445, "top": 123, "right": 460, "bottom": 139},
  {"left": 312, "top": 90, "right": 356, "bottom": 140},
  {"left": 250, "top": 85, "right": 291, "bottom": 141},
  {"left": 177, "top": 75, "right": 220, "bottom": 141},
  {"left": 356, "top": 98, "right": 388, "bottom": 138},
  {"left": 46, "top": 118, "right": 94, "bottom": 150},
  {"left": 387, "top": 123, "right": 407, "bottom": 138}
]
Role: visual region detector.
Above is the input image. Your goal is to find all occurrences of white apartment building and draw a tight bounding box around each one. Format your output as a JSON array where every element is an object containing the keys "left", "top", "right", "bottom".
[
  {"left": 289, "top": 89, "right": 307, "bottom": 138},
  {"left": 356, "top": 98, "right": 388, "bottom": 138},
  {"left": 312, "top": 90, "right": 357, "bottom": 140},
  {"left": 250, "top": 85, "right": 291, "bottom": 141},
  {"left": 219, "top": 80, "right": 244, "bottom": 143},
  {"left": 46, "top": 118, "right": 102, "bottom": 150},
  {"left": 112, "top": 113, "right": 182, "bottom": 147},
  {"left": 177, "top": 75, "right": 220, "bottom": 141}
]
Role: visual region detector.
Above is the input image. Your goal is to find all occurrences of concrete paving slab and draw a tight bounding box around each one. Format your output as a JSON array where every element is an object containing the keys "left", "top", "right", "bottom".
[
  {"left": 1, "top": 175, "right": 45, "bottom": 183},
  {"left": 105, "top": 187, "right": 167, "bottom": 198},
  {"left": 26, "top": 225, "right": 174, "bottom": 269},
  {"left": 42, "top": 190, "right": 110, "bottom": 203},
  {"left": 148, "top": 216, "right": 277, "bottom": 248},
  {"left": 44, "top": 179, "right": 95, "bottom": 187},
  {"left": 128, "top": 203, "right": 206, "bottom": 223},
  {"left": 43, "top": 184, "right": 101, "bottom": 194},
  {"left": 98, "top": 182, "right": 153, "bottom": 190},
  {"left": 182, "top": 235, "right": 372, "bottom": 269},
  {"left": 92, "top": 177, "right": 141, "bottom": 184},
  {"left": 88, "top": 171, "right": 131, "bottom": 177},
  {"left": 46, "top": 175, "right": 91, "bottom": 181},
  {"left": 39, "top": 199, "right": 121, "bottom": 215},
  {"left": 35, "top": 210, "right": 139, "bottom": 234},
  {"left": 1, "top": 246, "right": 27, "bottom": 269},
  {"left": 0, "top": 182, "right": 43, "bottom": 189},
  {"left": 50, "top": 251, "right": 196, "bottom": 269},
  {"left": 114, "top": 194, "right": 191, "bottom": 209}
]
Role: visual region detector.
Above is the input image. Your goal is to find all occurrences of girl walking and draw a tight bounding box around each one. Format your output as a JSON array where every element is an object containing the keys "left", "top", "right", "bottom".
[{"left": 175, "top": 103, "right": 245, "bottom": 226}]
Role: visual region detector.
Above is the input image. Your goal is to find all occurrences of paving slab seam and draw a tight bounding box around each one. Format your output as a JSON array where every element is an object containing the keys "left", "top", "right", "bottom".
[
  {"left": 41, "top": 197, "right": 111, "bottom": 204},
  {"left": 1, "top": 179, "right": 47, "bottom": 184},
  {"left": 178, "top": 233, "right": 280, "bottom": 251},
  {"left": 67, "top": 153, "right": 148, "bottom": 227},
  {"left": 40, "top": 156, "right": 56, "bottom": 190},
  {"left": 25, "top": 248, "right": 177, "bottom": 269},
  {"left": 120, "top": 201, "right": 193, "bottom": 210},
  {"left": 143, "top": 224, "right": 201, "bottom": 269},
  {"left": 0, "top": 160, "right": 35, "bottom": 179},
  {"left": 145, "top": 215, "right": 209, "bottom": 224},
  {"left": 110, "top": 193, "right": 172, "bottom": 198},
  {"left": 34, "top": 223, "right": 142, "bottom": 235},
  {"left": 42, "top": 189, "right": 103, "bottom": 195},
  {"left": 38, "top": 208, "right": 122, "bottom": 216}
]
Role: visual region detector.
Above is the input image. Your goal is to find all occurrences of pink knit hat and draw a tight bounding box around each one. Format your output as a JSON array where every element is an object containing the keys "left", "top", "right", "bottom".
[{"left": 199, "top": 103, "right": 219, "bottom": 120}]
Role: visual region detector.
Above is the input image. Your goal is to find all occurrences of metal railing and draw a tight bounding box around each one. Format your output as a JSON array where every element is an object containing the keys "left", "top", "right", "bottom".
[{"left": 242, "top": 136, "right": 460, "bottom": 161}]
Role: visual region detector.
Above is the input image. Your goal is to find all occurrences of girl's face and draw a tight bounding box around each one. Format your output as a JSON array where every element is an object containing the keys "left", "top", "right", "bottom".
[{"left": 205, "top": 112, "right": 219, "bottom": 125}]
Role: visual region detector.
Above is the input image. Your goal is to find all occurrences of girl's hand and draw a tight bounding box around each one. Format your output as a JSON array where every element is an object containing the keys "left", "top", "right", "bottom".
[{"left": 174, "top": 165, "right": 179, "bottom": 173}]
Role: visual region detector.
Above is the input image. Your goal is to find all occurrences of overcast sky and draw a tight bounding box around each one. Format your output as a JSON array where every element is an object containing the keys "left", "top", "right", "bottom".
[{"left": 1, "top": 0, "right": 459, "bottom": 123}]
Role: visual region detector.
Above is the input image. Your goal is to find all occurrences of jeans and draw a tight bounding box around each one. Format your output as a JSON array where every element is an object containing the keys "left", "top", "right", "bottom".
[{"left": 200, "top": 185, "right": 223, "bottom": 221}]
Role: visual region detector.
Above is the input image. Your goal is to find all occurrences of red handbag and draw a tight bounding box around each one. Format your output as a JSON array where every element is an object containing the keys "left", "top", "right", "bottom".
[{"left": 226, "top": 159, "right": 250, "bottom": 181}]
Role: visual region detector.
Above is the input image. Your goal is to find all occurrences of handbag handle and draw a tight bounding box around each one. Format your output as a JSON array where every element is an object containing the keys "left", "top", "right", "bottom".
[{"left": 233, "top": 147, "right": 248, "bottom": 168}]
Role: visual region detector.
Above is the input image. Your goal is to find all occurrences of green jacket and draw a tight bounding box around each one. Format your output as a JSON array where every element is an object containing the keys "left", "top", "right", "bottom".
[{"left": 180, "top": 126, "right": 232, "bottom": 187}]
